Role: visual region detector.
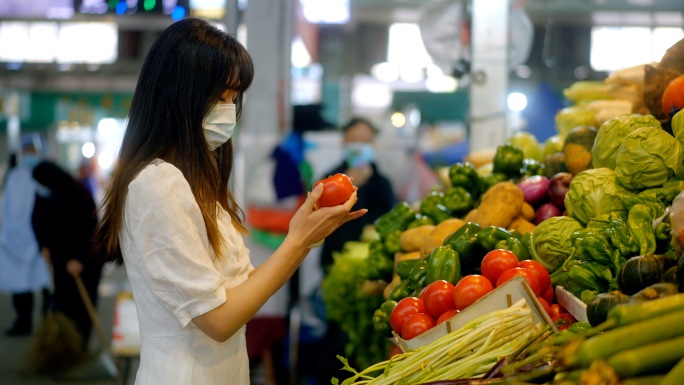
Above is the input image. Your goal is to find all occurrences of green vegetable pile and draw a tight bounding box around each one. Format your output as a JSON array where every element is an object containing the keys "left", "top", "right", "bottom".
[{"left": 321, "top": 241, "right": 390, "bottom": 370}]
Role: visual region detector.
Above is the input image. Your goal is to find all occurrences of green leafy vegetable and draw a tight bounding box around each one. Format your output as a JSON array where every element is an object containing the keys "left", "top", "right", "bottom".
[
  {"left": 322, "top": 241, "right": 389, "bottom": 370},
  {"left": 592, "top": 114, "right": 661, "bottom": 170},
  {"left": 530, "top": 216, "right": 583, "bottom": 271},
  {"left": 615, "top": 127, "right": 684, "bottom": 191},
  {"left": 565, "top": 168, "right": 633, "bottom": 225}
]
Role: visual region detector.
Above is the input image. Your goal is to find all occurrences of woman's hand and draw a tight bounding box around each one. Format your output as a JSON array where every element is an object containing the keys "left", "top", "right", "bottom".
[
  {"left": 287, "top": 183, "right": 367, "bottom": 249},
  {"left": 66, "top": 259, "right": 84, "bottom": 276}
]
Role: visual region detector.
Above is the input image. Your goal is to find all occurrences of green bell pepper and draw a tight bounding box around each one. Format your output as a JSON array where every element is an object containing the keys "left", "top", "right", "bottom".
[
  {"left": 442, "top": 186, "right": 474, "bottom": 217},
  {"left": 655, "top": 222, "right": 672, "bottom": 241},
  {"left": 443, "top": 222, "right": 484, "bottom": 274},
  {"left": 383, "top": 229, "right": 403, "bottom": 255},
  {"left": 477, "top": 226, "right": 515, "bottom": 251},
  {"left": 520, "top": 158, "right": 545, "bottom": 178},
  {"left": 627, "top": 203, "right": 658, "bottom": 256},
  {"left": 407, "top": 257, "right": 428, "bottom": 285},
  {"left": 492, "top": 143, "right": 525, "bottom": 179},
  {"left": 363, "top": 240, "right": 394, "bottom": 281},
  {"left": 396, "top": 259, "right": 420, "bottom": 279},
  {"left": 495, "top": 237, "right": 530, "bottom": 261},
  {"left": 479, "top": 172, "right": 510, "bottom": 194},
  {"left": 372, "top": 300, "right": 397, "bottom": 338},
  {"left": 638, "top": 179, "right": 684, "bottom": 205},
  {"left": 406, "top": 214, "right": 435, "bottom": 229},
  {"left": 448, "top": 161, "right": 481, "bottom": 199},
  {"left": 573, "top": 232, "right": 614, "bottom": 267},
  {"left": 375, "top": 202, "right": 416, "bottom": 238},
  {"left": 388, "top": 279, "right": 412, "bottom": 301},
  {"left": 425, "top": 245, "right": 461, "bottom": 284},
  {"left": 605, "top": 216, "right": 637, "bottom": 257},
  {"left": 419, "top": 191, "right": 454, "bottom": 223},
  {"left": 568, "top": 264, "right": 608, "bottom": 294}
]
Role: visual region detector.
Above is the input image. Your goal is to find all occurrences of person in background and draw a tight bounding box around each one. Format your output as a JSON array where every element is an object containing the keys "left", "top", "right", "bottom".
[
  {"left": 313, "top": 117, "right": 396, "bottom": 384},
  {"left": 0, "top": 138, "right": 51, "bottom": 336},
  {"left": 31, "top": 160, "right": 102, "bottom": 348},
  {"left": 91, "top": 18, "right": 365, "bottom": 384},
  {"left": 319, "top": 117, "right": 396, "bottom": 269}
]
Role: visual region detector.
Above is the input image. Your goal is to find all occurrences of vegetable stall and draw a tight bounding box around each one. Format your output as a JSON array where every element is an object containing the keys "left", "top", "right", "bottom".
[{"left": 319, "top": 38, "right": 684, "bottom": 385}]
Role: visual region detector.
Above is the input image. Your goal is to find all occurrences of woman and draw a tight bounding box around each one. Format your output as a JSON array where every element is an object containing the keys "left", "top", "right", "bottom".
[
  {"left": 32, "top": 160, "right": 102, "bottom": 348},
  {"left": 92, "top": 18, "right": 365, "bottom": 384}
]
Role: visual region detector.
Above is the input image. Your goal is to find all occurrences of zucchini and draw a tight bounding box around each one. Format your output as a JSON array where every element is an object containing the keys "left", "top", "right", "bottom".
[
  {"left": 607, "top": 334, "right": 684, "bottom": 378},
  {"left": 620, "top": 375, "right": 665, "bottom": 385},
  {"left": 568, "top": 308, "right": 684, "bottom": 368},
  {"left": 604, "top": 292, "right": 684, "bottom": 328}
]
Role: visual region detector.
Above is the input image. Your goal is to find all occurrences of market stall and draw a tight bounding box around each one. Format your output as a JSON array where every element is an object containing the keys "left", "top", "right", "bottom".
[{"left": 320, "top": 38, "right": 684, "bottom": 385}]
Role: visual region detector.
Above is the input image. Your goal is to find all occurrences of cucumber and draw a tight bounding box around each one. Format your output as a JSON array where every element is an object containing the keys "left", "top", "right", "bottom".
[{"left": 659, "top": 356, "right": 684, "bottom": 385}]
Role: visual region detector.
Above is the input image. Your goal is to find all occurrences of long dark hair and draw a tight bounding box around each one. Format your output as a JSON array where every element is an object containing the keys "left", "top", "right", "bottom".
[{"left": 94, "top": 18, "right": 254, "bottom": 264}]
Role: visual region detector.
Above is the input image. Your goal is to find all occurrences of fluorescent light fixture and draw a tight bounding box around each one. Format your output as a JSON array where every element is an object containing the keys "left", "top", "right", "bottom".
[{"left": 300, "top": 0, "right": 350, "bottom": 24}]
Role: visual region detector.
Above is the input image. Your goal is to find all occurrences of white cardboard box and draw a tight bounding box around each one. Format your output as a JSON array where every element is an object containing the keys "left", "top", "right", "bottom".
[
  {"left": 555, "top": 286, "right": 589, "bottom": 323},
  {"left": 392, "top": 276, "right": 557, "bottom": 352}
]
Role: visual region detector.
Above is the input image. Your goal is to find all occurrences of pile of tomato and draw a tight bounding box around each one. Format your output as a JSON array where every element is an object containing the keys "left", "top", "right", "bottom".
[{"left": 389, "top": 249, "right": 575, "bottom": 341}]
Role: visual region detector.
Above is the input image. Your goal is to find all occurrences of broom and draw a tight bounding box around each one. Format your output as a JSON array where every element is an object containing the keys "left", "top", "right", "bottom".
[
  {"left": 25, "top": 291, "right": 88, "bottom": 375},
  {"left": 53, "top": 273, "right": 119, "bottom": 380}
]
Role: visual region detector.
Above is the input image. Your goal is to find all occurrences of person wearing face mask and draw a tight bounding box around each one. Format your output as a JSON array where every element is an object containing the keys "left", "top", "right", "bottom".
[
  {"left": 311, "top": 117, "right": 396, "bottom": 385},
  {"left": 318, "top": 117, "right": 396, "bottom": 269},
  {"left": 91, "top": 18, "right": 365, "bottom": 384},
  {"left": 0, "top": 137, "right": 51, "bottom": 336}
]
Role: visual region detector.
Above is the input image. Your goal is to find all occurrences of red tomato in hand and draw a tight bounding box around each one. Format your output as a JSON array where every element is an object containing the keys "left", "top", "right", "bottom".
[
  {"left": 419, "top": 280, "right": 457, "bottom": 319},
  {"left": 481, "top": 249, "right": 520, "bottom": 285},
  {"left": 518, "top": 260, "right": 551, "bottom": 291},
  {"left": 453, "top": 275, "right": 494, "bottom": 310},
  {"left": 401, "top": 313, "right": 436, "bottom": 340},
  {"left": 436, "top": 309, "right": 460, "bottom": 325},
  {"left": 496, "top": 267, "right": 541, "bottom": 296},
  {"left": 313, "top": 173, "right": 354, "bottom": 207},
  {"left": 389, "top": 297, "right": 426, "bottom": 334}
]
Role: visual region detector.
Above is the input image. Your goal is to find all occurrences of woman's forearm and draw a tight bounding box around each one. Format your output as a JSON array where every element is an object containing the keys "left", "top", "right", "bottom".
[{"left": 191, "top": 234, "right": 309, "bottom": 342}]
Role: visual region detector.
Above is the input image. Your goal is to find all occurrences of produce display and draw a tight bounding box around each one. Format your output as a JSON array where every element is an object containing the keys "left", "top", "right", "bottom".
[{"left": 320, "top": 38, "right": 684, "bottom": 384}]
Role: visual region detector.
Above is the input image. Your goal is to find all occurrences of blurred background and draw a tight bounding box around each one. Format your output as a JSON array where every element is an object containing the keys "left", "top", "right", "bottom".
[{"left": 0, "top": 0, "right": 683, "bottom": 384}]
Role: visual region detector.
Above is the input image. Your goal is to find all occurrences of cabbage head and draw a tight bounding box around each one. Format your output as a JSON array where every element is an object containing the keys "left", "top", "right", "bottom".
[
  {"left": 555, "top": 106, "right": 596, "bottom": 137},
  {"left": 592, "top": 114, "right": 661, "bottom": 170},
  {"left": 672, "top": 109, "right": 684, "bottom": 145},
  {"left": 615, "top": 127, "right": 684, "bottom": 191},
  {"left": 507, "top": 131, "right": 543, "bottom": 162},
  {"left": 530, "top": 216, "right": 583, "bottom": 271},
  {"left": 565, "top": 168, "right": 633, "bottom": 225}
]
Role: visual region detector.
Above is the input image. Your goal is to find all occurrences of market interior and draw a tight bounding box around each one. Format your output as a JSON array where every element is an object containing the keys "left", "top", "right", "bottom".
[{"left": 1, "top": 0, "right": 684, "bottom": 384}]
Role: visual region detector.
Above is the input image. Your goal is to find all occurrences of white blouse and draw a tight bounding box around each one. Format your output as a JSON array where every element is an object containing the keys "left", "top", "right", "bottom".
[{"left": 120, "top": 160, "right": 254, "bottom": 385}]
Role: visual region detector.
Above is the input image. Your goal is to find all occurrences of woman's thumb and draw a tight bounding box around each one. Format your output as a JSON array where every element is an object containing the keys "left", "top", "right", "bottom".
[{"left": 304, "top": 183, "right": 324, "bottom": 209}]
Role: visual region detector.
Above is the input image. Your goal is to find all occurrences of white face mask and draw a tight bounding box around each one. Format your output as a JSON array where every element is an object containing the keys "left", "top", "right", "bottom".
[{"left": 203, "top": 103, "right": 237, "bottom": 150}]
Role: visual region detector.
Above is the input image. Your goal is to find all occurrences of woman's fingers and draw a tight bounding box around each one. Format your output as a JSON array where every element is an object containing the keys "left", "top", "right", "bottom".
[{"left": 302, "top": 183, "right": 323, "bottom": 212}]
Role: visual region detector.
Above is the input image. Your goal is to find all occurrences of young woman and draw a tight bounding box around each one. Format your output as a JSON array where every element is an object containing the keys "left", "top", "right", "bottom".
[{"left": 93, "top": 18, "right": 365, "bottom": 384}]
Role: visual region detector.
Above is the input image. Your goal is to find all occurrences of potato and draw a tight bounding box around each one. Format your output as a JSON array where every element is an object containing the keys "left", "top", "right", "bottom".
[
  {"left": 420, "top": 218, "right": 465, "bottom": 257},
  {"left": 470, "top": 182, "right": 524, "bottom": 228},
  {"left": 508, "top": 216, "right": 536, "bottom": 234},
  {"left": 399, "top": 225, "right": 435, "bottom": 252},
  {"left": 520, "top": 202, "right": 535, "bottom": 222}
]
